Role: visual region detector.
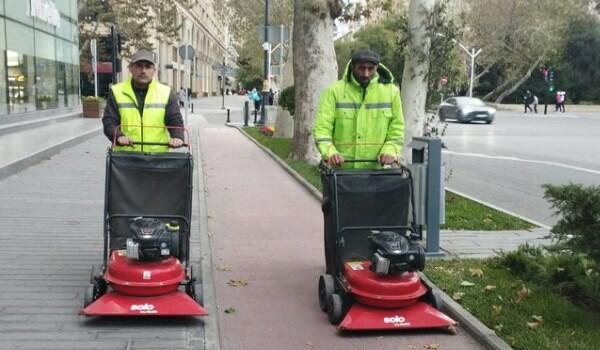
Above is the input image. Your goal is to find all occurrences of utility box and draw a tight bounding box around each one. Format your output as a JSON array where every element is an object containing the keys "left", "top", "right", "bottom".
[{"left": 409, "top": 137, "right": 445, "bottom": 256}]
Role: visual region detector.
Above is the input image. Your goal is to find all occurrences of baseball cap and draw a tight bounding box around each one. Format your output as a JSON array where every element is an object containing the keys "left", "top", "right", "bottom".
[
  {"left": 131, "top": 50, "right": 156, "bottom": 65},
  {"left": 351, "top": 49, "right": 380, "bottom": 65}
]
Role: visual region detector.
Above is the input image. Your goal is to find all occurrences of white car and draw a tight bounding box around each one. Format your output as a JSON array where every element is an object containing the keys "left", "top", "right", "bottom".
[{"left": 438, "top": 97, "right": 496, "bottom": 124}]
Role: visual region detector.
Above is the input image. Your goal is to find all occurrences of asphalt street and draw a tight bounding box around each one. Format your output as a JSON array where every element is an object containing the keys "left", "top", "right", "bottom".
[{"left": 442, "top": 109, "right": 600, "bottom": 226}]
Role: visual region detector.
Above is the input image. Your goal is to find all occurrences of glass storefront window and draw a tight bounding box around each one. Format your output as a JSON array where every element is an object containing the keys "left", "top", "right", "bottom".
[
  {"left": 5, "top": 0, "right": 33, "bottom": 25},
  {"left": 6, "top": 51, "right": 36, "bottom": 113},
  {"left": 35, "top": 30, "right": 57, "bottom": 110},
  {"left": 0, "top": 52, "right": 7, "bottom": 115}
]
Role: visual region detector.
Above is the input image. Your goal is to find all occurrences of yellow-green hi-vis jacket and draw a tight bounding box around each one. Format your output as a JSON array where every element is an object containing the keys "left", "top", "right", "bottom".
[
  {"left": 112, "top": 78, "right": 171, "bottom": 153},
  {"left": 313, "top": 61, "right": 405, "bottom": 169}
]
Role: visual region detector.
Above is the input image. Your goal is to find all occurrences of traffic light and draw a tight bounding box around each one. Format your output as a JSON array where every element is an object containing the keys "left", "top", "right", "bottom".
[{"left": 548, "top": 68, "right": 555, "bottom": 92}]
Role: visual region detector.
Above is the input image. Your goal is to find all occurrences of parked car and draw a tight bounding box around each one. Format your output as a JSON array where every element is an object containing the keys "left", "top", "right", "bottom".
[{"left": 437, "top": 97, "right": 496, "bottom": 124}]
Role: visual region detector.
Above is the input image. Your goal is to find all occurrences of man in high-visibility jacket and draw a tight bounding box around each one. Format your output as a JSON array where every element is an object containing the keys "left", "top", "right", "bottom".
[
  {"left": 313, "top": 48, "right": 404, "bottom": 168},
  {"left": 314, "top": 49, "right": 405, "bottom": 273},
  {"left": 102, "top": 50, "right": 184, "bottom": 152}
]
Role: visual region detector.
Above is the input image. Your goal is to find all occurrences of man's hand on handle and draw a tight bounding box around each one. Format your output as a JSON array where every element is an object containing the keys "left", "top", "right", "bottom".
[
  {"left": 169, "top": 137, "right": 184, "bottom": 148},
  {"left": 117, "top": 136, "right": 133, "bottom": 146},
  {"left": 378, "top": 154, "right": 397, "bottom": 166},
  {"left": 327, "top": 153, "right": 345, "bottom": 166}
]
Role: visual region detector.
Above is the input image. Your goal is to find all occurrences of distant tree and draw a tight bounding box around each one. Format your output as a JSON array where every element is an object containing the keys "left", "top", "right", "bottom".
[
  {"left": 226, "top": 0, "right": 294, "bottom": 87},
  {"left": 79, "top": 0, "right": 181, "bottom": 59},
  {"left": 465, "top": 0, "right": 589, "bottom": 103}
]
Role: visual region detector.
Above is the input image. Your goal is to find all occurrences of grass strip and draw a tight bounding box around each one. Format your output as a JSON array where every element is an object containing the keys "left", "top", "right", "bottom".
[{"left": 427, "top": 259, "right": 600, "bottom": 350}]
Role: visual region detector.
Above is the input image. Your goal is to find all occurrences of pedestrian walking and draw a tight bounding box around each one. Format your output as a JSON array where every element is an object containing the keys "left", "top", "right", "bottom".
[
  {"left": 532, "top": 94, "right": 538, "bottom": 114},
  {"left": 558, "top": 91, "right": 566, "bottom": 112},
  {"left": 102, "top": 49, "right": 184, "bottom": 152},
  {"left": 249, "top": 88, "right": 261, "bottom": 112},
  {"left": 178, "top": 87, "right": 186, "bottom": 108},
  {"left": 268, "top": 88, "right": 275, "bottom": 106},
  {"left": 523, "top": 90, "right": 533, "bottom": 113}
]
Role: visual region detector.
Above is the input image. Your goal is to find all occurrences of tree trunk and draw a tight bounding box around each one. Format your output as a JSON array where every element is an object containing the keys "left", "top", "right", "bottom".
[
  {"left": 494, "top": 55, "right": 544, "bottom": 103},
  {"left": 482, "top": 79, "right": 513, "bottom": 101},
  {"left": 400, "top": 0, "right": 434, "bottom": 162},
  {"left": 290, "top": 0, "right": 341, "bottom": 164}
]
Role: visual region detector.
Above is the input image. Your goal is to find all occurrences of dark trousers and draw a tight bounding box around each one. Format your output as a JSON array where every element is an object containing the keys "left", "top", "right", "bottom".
[{"left": 524, "top": 103, "right": 533, "bottom": 113}]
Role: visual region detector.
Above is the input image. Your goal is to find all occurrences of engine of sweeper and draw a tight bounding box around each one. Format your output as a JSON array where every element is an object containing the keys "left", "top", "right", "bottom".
[
  {"left": 125, "top": 217, "right": 180, "bottom": 261},
  {"left": 368, "top": 231, "right": 425, "bottom": 275}
]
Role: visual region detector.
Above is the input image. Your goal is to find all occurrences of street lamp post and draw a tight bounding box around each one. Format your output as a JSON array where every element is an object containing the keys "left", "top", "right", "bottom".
[
  {"left": 437, "top": 34, "right": 482, "bottom": 97},
  {"left": 259, "top": 0, "right": 270, "bottom": 124},
  {"left": 221, "top": 57, "right": 226, "bottom": 110},
  {"left": 454, "top": 41, "right": 481, "bottom": 97}
]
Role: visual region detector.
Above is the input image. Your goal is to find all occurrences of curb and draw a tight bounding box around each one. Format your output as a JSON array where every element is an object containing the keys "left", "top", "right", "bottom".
[
  {"left": 195, "top": 127, "right": 222, "bottom": 350},
  {"left": 0, "top": 127, "right": 103, "bottom": 181},
  {"left": 0, "top": 112, "right": 81, "bottom": 137},
  {"left": 419, "top": 274, "right": 514, "bottom": 350},
  {"left": 233, "top": 125, "right": 514, "bottom": 350}
]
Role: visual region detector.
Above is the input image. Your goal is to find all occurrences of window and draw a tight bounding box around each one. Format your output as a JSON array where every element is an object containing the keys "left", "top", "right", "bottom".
[
  {"left": 5, "top": 0, "right": 33, "bottom": 25},
  {"left": 35, "top": 30, "right": 57, "bottom": 110},
  {"left": 6, "top": 20, "right": 35, "bottom": 113}
]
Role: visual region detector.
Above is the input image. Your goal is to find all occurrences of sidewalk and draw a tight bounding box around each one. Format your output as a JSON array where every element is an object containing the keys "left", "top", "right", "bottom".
[{"left": 193, "top": 100, "right": 493, "bottom": 350}]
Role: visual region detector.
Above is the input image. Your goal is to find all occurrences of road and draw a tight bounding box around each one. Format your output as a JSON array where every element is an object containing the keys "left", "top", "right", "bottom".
[{"left": 442, "top": 110, "right": 600, "bottom": 226}]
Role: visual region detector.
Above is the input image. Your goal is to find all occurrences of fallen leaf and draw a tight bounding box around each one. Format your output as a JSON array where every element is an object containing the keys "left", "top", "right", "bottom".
[
  {"left": 469, "top": 268, "right": 484, "bottom": 277},
  {"left": 494, "top": 324, "right": 504, "bottom": 332},
  {"left": 217, "top": 265, "right": 232, "bottom": 272},
  {"left": 527, "top": 321, "right": 540, "bottom": 330},
  {"left": 497, "top": 295, "right": 504, "bottom": 301},
  {"left": 424, "top": 344, "right": 440, "bottom": 350},
  {"left": 492, "top": 304, "right": 502, "bottom": 316},
  {"left": 531, "top": 315, "right": 543, "bottom": 323},
  {"left": 484, "top": 285, "right": 496, "bottom": 292},
  {"left": 452, "top": 292, "right": 465, "bottom": 301},
  {"left": 227, "top": 278, "right": 248, "bottom": 287},
  {"left": 516, "top": 285, "right": 530, "bottom": 303},
  {"left": 460, "top": 280, "right": 475, "bottom": 287},
  {"left": 224, "top": 307, "right": 236, "bottom": 314},
  {"left": 305, "top": 341, "right": 314, "bottom": 347}
]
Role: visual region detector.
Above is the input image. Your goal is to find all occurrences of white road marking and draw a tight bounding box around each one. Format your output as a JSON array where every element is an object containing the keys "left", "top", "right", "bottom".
[{"left": 443, "top": 150, "right": 600, "bottom": 175}]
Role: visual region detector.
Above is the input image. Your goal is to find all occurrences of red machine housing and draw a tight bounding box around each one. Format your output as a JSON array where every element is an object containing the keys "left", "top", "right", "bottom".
[
  {"left": 105, "top": 251, "right": 185, "bottom": 296},
  {"left": 80, "top": 251, "right": 207, "bottom": 317},
  {"left": 338, "top": 261, "right": 455, "bottom": 331}
]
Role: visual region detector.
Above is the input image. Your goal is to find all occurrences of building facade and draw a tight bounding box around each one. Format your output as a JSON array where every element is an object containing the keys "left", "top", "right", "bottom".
[
  {"left": 0, "top": 0, "right": 80, "bottom": 119},
  {"left": 157, "top": 1, "right": 235, "bottom": 97}
]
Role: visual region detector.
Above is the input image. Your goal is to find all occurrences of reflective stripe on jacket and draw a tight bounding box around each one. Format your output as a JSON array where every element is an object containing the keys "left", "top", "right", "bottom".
[
  {"left": 313, "top": 61, "right": 404, "bottom": 169},
  {"left": 112, "top": 78, "right": 171, "bottom": 153}
]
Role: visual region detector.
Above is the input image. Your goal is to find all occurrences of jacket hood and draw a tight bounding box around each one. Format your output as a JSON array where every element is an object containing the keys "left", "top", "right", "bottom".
[{"left": 342, "top": 59, "right": 395, "bottom": 85}]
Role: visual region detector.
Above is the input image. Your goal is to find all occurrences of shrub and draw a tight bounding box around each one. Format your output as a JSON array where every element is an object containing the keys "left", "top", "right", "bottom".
[
  {"left": 543, "top": 183, "right": 600, "bottom": 264},
  {"left": 82, "top": 96, "right": 104, "bottom": 102},
  {"left": 278, "top": 85, "right": 295, "bottom": 116}
]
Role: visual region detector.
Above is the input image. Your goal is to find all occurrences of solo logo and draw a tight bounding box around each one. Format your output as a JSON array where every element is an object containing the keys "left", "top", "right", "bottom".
[
  {"left": 130, "top": 303, "right": 157, "bottom": 313},
  {"left": 383, "top": 315, "right": 407, "bottom": 324}
]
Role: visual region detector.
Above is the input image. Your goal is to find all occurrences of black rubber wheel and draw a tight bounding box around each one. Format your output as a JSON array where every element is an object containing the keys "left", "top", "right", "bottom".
[
  {"left": 438, "top": 112, "right": 446, "bottom": 122},
  {"left": 417, "top": 247, "right": 426, "bottom": 272},
  {"left": 89, "top": 264, "right": 102, "bottom": 283},
  {"left": 327, "top": 293, "right": 344, "bottom": 324},
  {"left": 189, "top": 262, "right": 202, "bottom": 284},
  {"left": 318, "top": 274, "right": 335, "bottom": 312},
  {"left": 485, "top": 119, "right": 493, "bottom": 124},
  {"left": 83, "top": 284, "right": 97, "bottom": 307},
  {"left": 426, "top": 290, "right": 444, "bottom": 311},
  {"left": 193, "top": 283, "right": 204, "bottom": 305}
]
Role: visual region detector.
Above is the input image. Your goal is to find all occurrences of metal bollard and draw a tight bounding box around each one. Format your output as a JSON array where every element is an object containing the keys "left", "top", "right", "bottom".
[
  {"left": 244, "top": 101, "right": 249, "bottom": 125},
  {"left": 226, "top": 108, "right": 231, "bottom": 123},
  {"left": 191, "top": 103, "right": 193, "bottom": 113}
]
